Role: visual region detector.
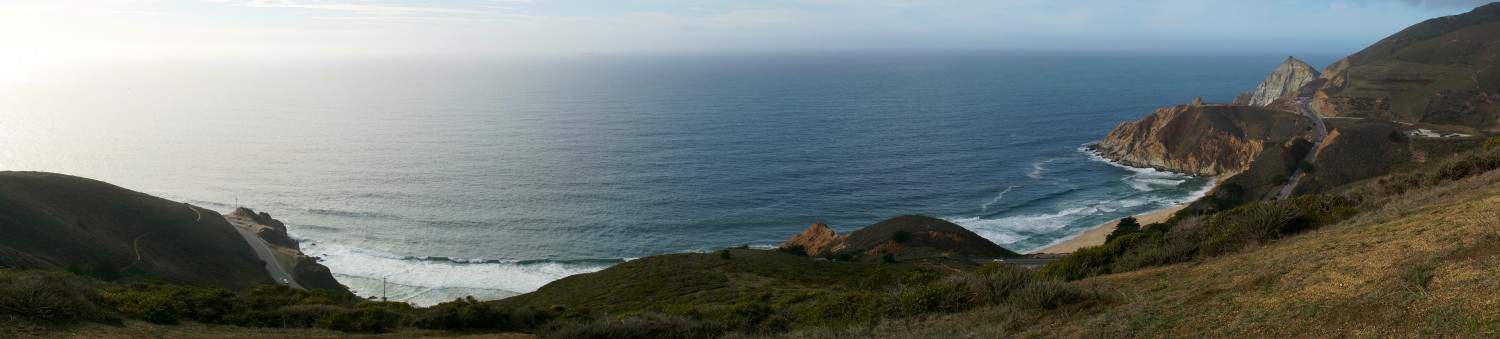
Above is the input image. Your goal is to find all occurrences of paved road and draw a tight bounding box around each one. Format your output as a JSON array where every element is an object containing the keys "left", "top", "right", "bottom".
[
  {"left": 226, "top": 216, "right": 304, "bottom": 289},
  {"left": 1277, "top": 98, "right": 1329, "bottom": 200}
]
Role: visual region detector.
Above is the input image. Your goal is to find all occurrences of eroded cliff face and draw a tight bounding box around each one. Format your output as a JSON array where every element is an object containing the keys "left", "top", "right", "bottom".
[
  {"left": 1092, "top": 104, "right": 1311, "bottom": 177},
  {"left": 780, "top": 223, "right": 845, "bottom": 256},
  {"left": 1234, "top": 56, "right": 1320, "bottom": 107}
]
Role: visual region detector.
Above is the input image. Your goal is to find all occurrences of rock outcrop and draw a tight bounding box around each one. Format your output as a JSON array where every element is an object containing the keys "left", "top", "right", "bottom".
[
  {"left": 225, "top": 207, "right": 346, "bottom": 293},
  {"left": 229, "top": 207, "right": 297, "bottom": 248},
  {"left": 1092, "top": 104, "right": 1312, "bottom": 176},
  {"left": 1234, "top": 57, "right": 1320, "bottom": 107},
  {"left": 780, "top": 223, "right": 846, "bottom": 256},
  {"left": 1307, "top": 3, "right": 1500, "bottom": 132}
]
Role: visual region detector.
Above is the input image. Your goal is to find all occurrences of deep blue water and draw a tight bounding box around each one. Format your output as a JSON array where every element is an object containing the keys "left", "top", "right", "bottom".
[{"left": 0, "top": 51, "right": 1339, "bottom": 304}]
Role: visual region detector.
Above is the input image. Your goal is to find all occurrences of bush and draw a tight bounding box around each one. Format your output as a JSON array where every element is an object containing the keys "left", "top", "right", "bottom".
[
  {"left": 271, "top": 304, "right": 346, "bottom": 328},
  {"left": 1486, "top": 136, "right": 1500, "bottom": 151},
  {"left": 1199, "top": 195, "right": 1354, "bottom": 257},
  {"left": 1007, "top": 280, "right": 1100, "bottom": 309},
  {"left": 411, "top": 296, "right": 516, "bottom": 330},
  {"left": 0, "top": 270, "right": 119, "bottom": 324},
  {"left": 316, "top": 307, "right": 402, "bottom": 333},
  {"left": 542, "top": 313, "right": 724, "bottom": 339},
  {"left": 795, "top": 292, "right": 889, "bottom": 327},
  {"left": 965, "top": 263, "right": 1034, "bottom": 305},
  {"left": 1105, "top": 217, "right": 1142, "bottom": 243},
  {"left": 718, "top": 250, "right": 732, "bottom": 260},
  {"left": 777, "top": 245, "right": 808, "bottom": 256},
  {"left": 101, "top": 284, "right": 242, "bottom": 325},
  {"left": 895, "top": 281, "right": 972, "bottom": 315},
  {"left": 1039, "top": 232, "right": 1148, "bottom": 281},
  {"left": 901, "top": 268, "right": 942, "bottom": 285},
  {"left": 721, "top": 293, "right": 787, "bottom": 333}
]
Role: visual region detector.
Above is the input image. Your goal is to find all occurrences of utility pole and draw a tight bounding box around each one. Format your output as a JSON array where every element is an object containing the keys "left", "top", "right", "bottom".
[{"left": 381, "top": 277, "right": 387, "bottom": 302}]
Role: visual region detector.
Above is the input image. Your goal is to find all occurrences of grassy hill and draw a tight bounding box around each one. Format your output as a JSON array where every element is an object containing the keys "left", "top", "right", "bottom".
[
  {"left": 0, "top": 171, "right": 272, "bottom": 289},
  {"left": 1314, "top": 2, "right": 1500, "bottom": 132},
  {"left": 762, "top": 147, "right": 1500, "bottom": 338}
]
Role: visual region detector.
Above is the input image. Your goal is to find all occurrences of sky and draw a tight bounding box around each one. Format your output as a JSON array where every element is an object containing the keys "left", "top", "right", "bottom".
[{"left": 0, "top": 0, "right": 1493, "bottom": 70}]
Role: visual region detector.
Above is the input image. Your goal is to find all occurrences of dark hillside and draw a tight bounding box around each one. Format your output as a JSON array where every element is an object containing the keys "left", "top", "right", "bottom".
[
  {"left": 1315, "top": 3, "right": 1500, "bottom": 131},
  {"left": 0, "top": 171, "right": 272, "bottom": 289},
  {"left": 490, "top": 249, "right": 948, "bottom": 314},
  {"left": 836, "top": 215, "right": 1018, "bottom": 260}
]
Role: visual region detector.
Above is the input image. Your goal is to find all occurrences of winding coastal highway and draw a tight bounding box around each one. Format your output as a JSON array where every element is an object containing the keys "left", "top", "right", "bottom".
[
  {"left": 1277, "top": 97, "right": 1329, "bottom": 200},
  {"left": 226, "top": 215, "right": 304, "bottom": 289}
]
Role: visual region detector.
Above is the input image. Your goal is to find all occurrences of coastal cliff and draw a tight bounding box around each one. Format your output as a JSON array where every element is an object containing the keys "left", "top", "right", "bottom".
[
  {"left": 1234, "top": 56, "right": 1320, "bottom": 107},
  {"left": 1091, "top": 103, "right": 1312, "bottom": 176},
  {"left": 226, "top": 207, "right": 347, "bottom": 292}
]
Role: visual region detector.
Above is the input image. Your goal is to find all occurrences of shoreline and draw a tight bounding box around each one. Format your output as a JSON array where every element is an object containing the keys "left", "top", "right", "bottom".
[{"left": 1029, "top": 203, "right": 1189, "bottom": 254}]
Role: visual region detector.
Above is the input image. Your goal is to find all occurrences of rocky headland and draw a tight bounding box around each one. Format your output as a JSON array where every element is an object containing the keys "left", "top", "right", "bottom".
[
  {"left": 1234, "top": 56, "right": 1320, "bottom": 108},
  {"left": 1090, "top": 102, "right": 1312, "bottom": 177}
]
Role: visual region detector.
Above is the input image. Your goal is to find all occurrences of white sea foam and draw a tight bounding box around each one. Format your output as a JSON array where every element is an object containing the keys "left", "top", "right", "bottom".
[
  {"left": 981, "top": 185, "right": 1019, "bottom": 212},
  {"left": 300, "top": 241, "right": 614, "bottom": 306},
  {"left": 950, "top": 194, "right": 1172, "bottom": 247},
  {"left": 949, "top": 146, "right": 1217, "bottom": 252},
  {"left": 1027, "top": 158, "right": 1061, "bottom": 179}
]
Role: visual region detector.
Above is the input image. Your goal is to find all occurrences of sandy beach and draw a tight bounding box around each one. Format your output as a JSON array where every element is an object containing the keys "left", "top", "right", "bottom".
[{"left": 1030, "top": 204, "right": 1188, "bottom": 254}]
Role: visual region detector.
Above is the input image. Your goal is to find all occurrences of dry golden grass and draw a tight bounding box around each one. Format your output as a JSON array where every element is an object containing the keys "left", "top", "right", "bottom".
[
  {"left": 820, "top": 170, "right": 1500, "bottom": 338},
  {"left": 2, "top": 320, "right": 536, "bottom": 339}
]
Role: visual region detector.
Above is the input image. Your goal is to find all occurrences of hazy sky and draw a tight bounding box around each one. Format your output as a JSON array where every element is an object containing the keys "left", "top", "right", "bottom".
[{"left": 0, "top": 0, "right": 1493, "bottom": 67}]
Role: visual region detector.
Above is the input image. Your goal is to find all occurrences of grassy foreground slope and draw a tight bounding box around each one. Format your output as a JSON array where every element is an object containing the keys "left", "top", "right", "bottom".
[{"left": 779, "top": 152, "right": 1500, "bottom": 338}]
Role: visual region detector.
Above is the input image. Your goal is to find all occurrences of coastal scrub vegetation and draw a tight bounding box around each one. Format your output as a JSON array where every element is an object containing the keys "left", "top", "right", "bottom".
[
  {"left": 1042, "top": 146, "right": 1500, "bottom": 282},
  {"left": 535, "top": 262, "right": 1105, "bottom": 338}
]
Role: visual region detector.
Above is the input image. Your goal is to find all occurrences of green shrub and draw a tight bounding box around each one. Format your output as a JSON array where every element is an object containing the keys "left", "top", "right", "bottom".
[
  {"left": 1105, "top": 217, "right": 1142, "bottom": 243},
  {"left": 721, "top": 293, "right": 786, "bottom": 333},
  {"left": 271, "top": 304, "right": 345, "bottom": 328},
  {"left": 1486, "top": 136, "right": 1500, "bottom": 151},
  {"left": 411, "top": 296, "right": 516, "bottom": 330},
  {"left": 777, "top": 245, "right": 808, "bottom": 256},
  {"left": 1199, "top": 195, "right": 1354, "bottom": 257},
  {"left": 0, "top": 270, "right": 119, "bottom": 324},
  {"left": 1007, "top": 280, "right": 1100, "bottom": 309},
  {"left": 101, "top": 283, "right": 244, "bottom": 325},
  {"left": 718, "top": 250, "right": 732, "bottom": 260},
  {"left": 316, "top": 307, "right": 402, "bottom": 333},
  {"left": 1401, "top": 261, "right": 1437, "bottom": 295},
  {"left": 965, "top": 263, "right": 1034, "bottom": 305},
  {"left": 795, "top": 292, "right": 889, "bottom": 327},
  {"left": 1038, "top": 232, "right": 1148, "bottom": 281},
  {"left": 895, "top": 281, "right": 972, "bottom": 315},
  {"left": 901, "top": 268, "right": 942, "bottom": 285},
  {"left": 881, "top": 253, "right": 897, "bottom": 264},
  {"left": 542, "top": 313, "right": 725, "bottom": 339}
]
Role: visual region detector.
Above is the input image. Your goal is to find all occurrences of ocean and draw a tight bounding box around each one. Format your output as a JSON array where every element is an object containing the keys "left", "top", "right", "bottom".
[{"left": 0, "top": 51, "right": 1339, "bottom": 305}]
